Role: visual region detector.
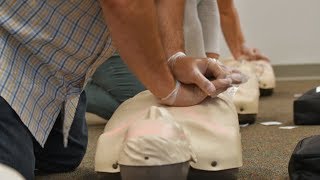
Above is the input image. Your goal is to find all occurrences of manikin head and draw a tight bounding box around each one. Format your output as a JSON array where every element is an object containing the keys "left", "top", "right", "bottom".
[{"left": 119, "top": 106, "right": 195, "bottom": 180}]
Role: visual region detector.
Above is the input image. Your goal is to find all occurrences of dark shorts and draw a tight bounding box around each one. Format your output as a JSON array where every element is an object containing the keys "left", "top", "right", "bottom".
[
  {"left": 85, "top": 55, "right": 145, "bottom": 119},
  {"left": 0, "top": 92, "right": 88, "bottom": 180}
]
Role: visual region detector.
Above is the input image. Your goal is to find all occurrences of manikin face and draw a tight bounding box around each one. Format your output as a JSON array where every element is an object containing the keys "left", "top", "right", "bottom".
[
  {"left": 124, "top": 106, "right": 188, "bottom": 143},
  {"left": 118, "top": 106, "right": 195, "bottom": 167}
]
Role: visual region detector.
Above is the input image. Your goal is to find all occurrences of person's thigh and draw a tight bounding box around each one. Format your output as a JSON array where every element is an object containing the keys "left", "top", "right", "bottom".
[
  {"left": 91, "top": 55, "right": 145, "bottom": 103},
  {"left": 0, "top": 96, "right": 35, "bottom": 180},
  {"left": 85, "top": 81, "right": 120, "bottom": 119},
  {"left": 34, "top": 91, "right": 88, "bottom": 173}
]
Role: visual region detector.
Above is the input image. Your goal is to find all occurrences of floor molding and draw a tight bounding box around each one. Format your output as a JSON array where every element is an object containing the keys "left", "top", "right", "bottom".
[
  {"left": 273, "top": 64, "right": 320, "bottom": 81},
  {"left": 277, "top": 76, "right": 320, "bottom": 81}
]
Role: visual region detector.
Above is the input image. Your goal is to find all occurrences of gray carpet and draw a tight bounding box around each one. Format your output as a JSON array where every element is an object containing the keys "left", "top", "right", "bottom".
[{"left": 36, "top": 80, "right": 320, "bottom": 180}]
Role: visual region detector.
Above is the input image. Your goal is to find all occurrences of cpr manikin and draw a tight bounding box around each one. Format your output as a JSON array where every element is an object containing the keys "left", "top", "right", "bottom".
[
  {"left": 0, "top": 163, "right": 25, "bottom": 180},
  {"left": 95, "top": 91, "right": 242, "bottom": 180},
  {"left": 222, "top": 58, "right": 260, "bottom": 124},
  {"left": 118, "top": 106, "right": 193, "bottom": 180},
  {"left": 220, "top": 57, "right": 276, "bottom": 123},
  {"left": 251, "top": 60, "right": 276, "bottom": 96}
]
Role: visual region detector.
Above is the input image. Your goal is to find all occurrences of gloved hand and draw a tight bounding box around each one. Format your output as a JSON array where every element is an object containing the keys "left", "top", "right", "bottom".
[
  {"left": 159, "top": 78, "right": 232, "bottom": 106},
  {"left": 206, "top": 53, "right": 248, "bottom": 85},
  {"left": 167, "top": 52, "right": 244, "bottom": 97},
  {"left": 215, "top": 60, "right": 249, "bottom": 85}
]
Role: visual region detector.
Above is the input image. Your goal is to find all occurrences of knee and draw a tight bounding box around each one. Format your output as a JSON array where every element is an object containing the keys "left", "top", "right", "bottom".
[
  {"left": 35, "top": 137, "right": 88, "bottom": 173},
  {"left": 40, "top": 146, "right": 86, "bottom": 173},
  {"left": 66, "top": 147, "right": 86, "bottom": 171},
  {"left": 64, "top": 137, "right": 88, "bottom": 171}
]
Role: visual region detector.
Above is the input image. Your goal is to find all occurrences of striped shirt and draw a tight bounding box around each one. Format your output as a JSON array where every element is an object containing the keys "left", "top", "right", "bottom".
[{"left": 0, "top": 0, "right": 115, "bottom": 146}]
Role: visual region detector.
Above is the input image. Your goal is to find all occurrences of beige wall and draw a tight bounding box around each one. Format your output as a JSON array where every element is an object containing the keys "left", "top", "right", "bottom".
[{"left": 220, "top": 0, "right": 320, "bottom": 65}]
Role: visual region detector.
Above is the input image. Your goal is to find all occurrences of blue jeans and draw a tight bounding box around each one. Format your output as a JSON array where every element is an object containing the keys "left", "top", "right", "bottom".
[
  {"left": 0, "top": 92, "right": 88, "bottom": 180},
  {"left": 85, "top": 55, "right": 145, "bottom": 119}
]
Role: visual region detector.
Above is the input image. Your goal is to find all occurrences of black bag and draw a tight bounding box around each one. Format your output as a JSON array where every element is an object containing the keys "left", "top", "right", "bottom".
[
  {"left": 288, "top": 135, "right": 320, "bottom": 180},
  {"left": 294, "top": 86, "right": 320, "bottom": 125}
]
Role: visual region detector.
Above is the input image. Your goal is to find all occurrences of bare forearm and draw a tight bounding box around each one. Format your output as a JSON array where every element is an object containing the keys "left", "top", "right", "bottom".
[
  {"left": 99, "top": 0, "right": 175, "bottom": 98},
  {"left": 155, "top": 0, "right": 185, "bottom": 58},
  {"left": 218, "top": 0, "right": 245, "bottom": 59}
]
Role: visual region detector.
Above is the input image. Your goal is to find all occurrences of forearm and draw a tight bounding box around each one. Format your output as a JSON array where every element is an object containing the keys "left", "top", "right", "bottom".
[
  {"left": 155, "top": 0, "right": 185, "bottom": 58},
  {"left": 218, "top": 0, "right": 245, "bottom": 59},
  {"left": 99, "top": 0, "right": 175, "bottom": 99}
]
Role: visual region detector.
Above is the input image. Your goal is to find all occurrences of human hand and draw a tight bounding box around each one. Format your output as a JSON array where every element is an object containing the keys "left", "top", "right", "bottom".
[
  {"left": 167, "top": 52, "right": 243, "bottom": 97},
  {"left": 215, "top": 60, "right": 249, "bottom": 85},
  {"left": 238, "top": 44, "right": 270, "bottom": 62},
  {"left": 158, "top": 79, "right": 232, "bottom": 106},
  {"left": 252, "top": 48, "right": 270, "bottom": 62},
  {"left": 205, "top": 53, "right": 248, "bottom": 84}
]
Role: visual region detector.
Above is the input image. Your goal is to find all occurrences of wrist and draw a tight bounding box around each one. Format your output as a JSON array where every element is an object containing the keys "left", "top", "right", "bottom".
[
  {"left": 231, "top": 40, "right": 247, "bottom": 60},
  {"left": 167, "top": 51, "right": 186, "bottom": 70},
  {"left": 149, "top": 62, "right": 177, "bottom": 99},
  {"left": 158, "top": 80, "right": 181, "bottom": 105}
]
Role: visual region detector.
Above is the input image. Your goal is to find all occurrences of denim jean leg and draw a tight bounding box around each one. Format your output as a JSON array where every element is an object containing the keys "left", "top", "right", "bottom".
[
  {"left": 85, "top": 55, "right": 145, "bottom": 119},
  {"left": 91, "top": 55, "right": 145, "bottom": 103},
  {"left": 85, "top": 81, "right": 120, "bottom": 119},
  {"left": 34, "top": 91, "right": 88, "bottom": 173},
  {"left": 0, "top": 96, "right": 35, "bottom": 180}
]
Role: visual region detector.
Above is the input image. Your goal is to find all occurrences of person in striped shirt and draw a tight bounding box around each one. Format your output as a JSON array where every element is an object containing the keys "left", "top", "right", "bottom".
[{"left": 0, "top": 0, "right": 236, "bottom": 179}]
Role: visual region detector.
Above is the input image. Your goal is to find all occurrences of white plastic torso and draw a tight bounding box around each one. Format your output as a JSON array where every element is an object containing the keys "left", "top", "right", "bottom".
[
  {"left": 95, "top": 91, "right": 242, "bottom": 172},
  {"left": 0, "top": 164, "right": 25, "bottom": 180},
  {"left": 251, "top": 60, "right": 276, "bottom": 89},
  {"left": 222, "top": 59, "right": 260, "bottom": 114}
]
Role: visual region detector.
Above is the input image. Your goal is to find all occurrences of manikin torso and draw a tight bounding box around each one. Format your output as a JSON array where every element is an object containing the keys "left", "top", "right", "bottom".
[{"left": 95, "top": 91, "right": 242, "bottom": 172}]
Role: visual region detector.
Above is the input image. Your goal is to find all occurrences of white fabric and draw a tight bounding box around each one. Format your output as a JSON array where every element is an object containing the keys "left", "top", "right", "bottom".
[
  {"left": 95, "top": 91, "right": 242, "bottom": 172},
  {"left": 184, "top": 0, "right": 220, "bottom": 57}
]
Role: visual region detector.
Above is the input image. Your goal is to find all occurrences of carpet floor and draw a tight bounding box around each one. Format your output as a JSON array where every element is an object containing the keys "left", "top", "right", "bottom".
[{"left": 36, "top": 80, "right": 320, "bottom": 180}]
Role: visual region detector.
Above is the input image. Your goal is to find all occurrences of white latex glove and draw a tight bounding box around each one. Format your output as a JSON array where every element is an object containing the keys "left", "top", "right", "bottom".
[
  {"left": 159, "top": 78, "right": 232, "bottom": 106},
  {"left": 159, "top": 52, "right": 248, "bottom": 106},
  {"left": 167, "top": 52, "right": 245, "bottom": 96}
]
